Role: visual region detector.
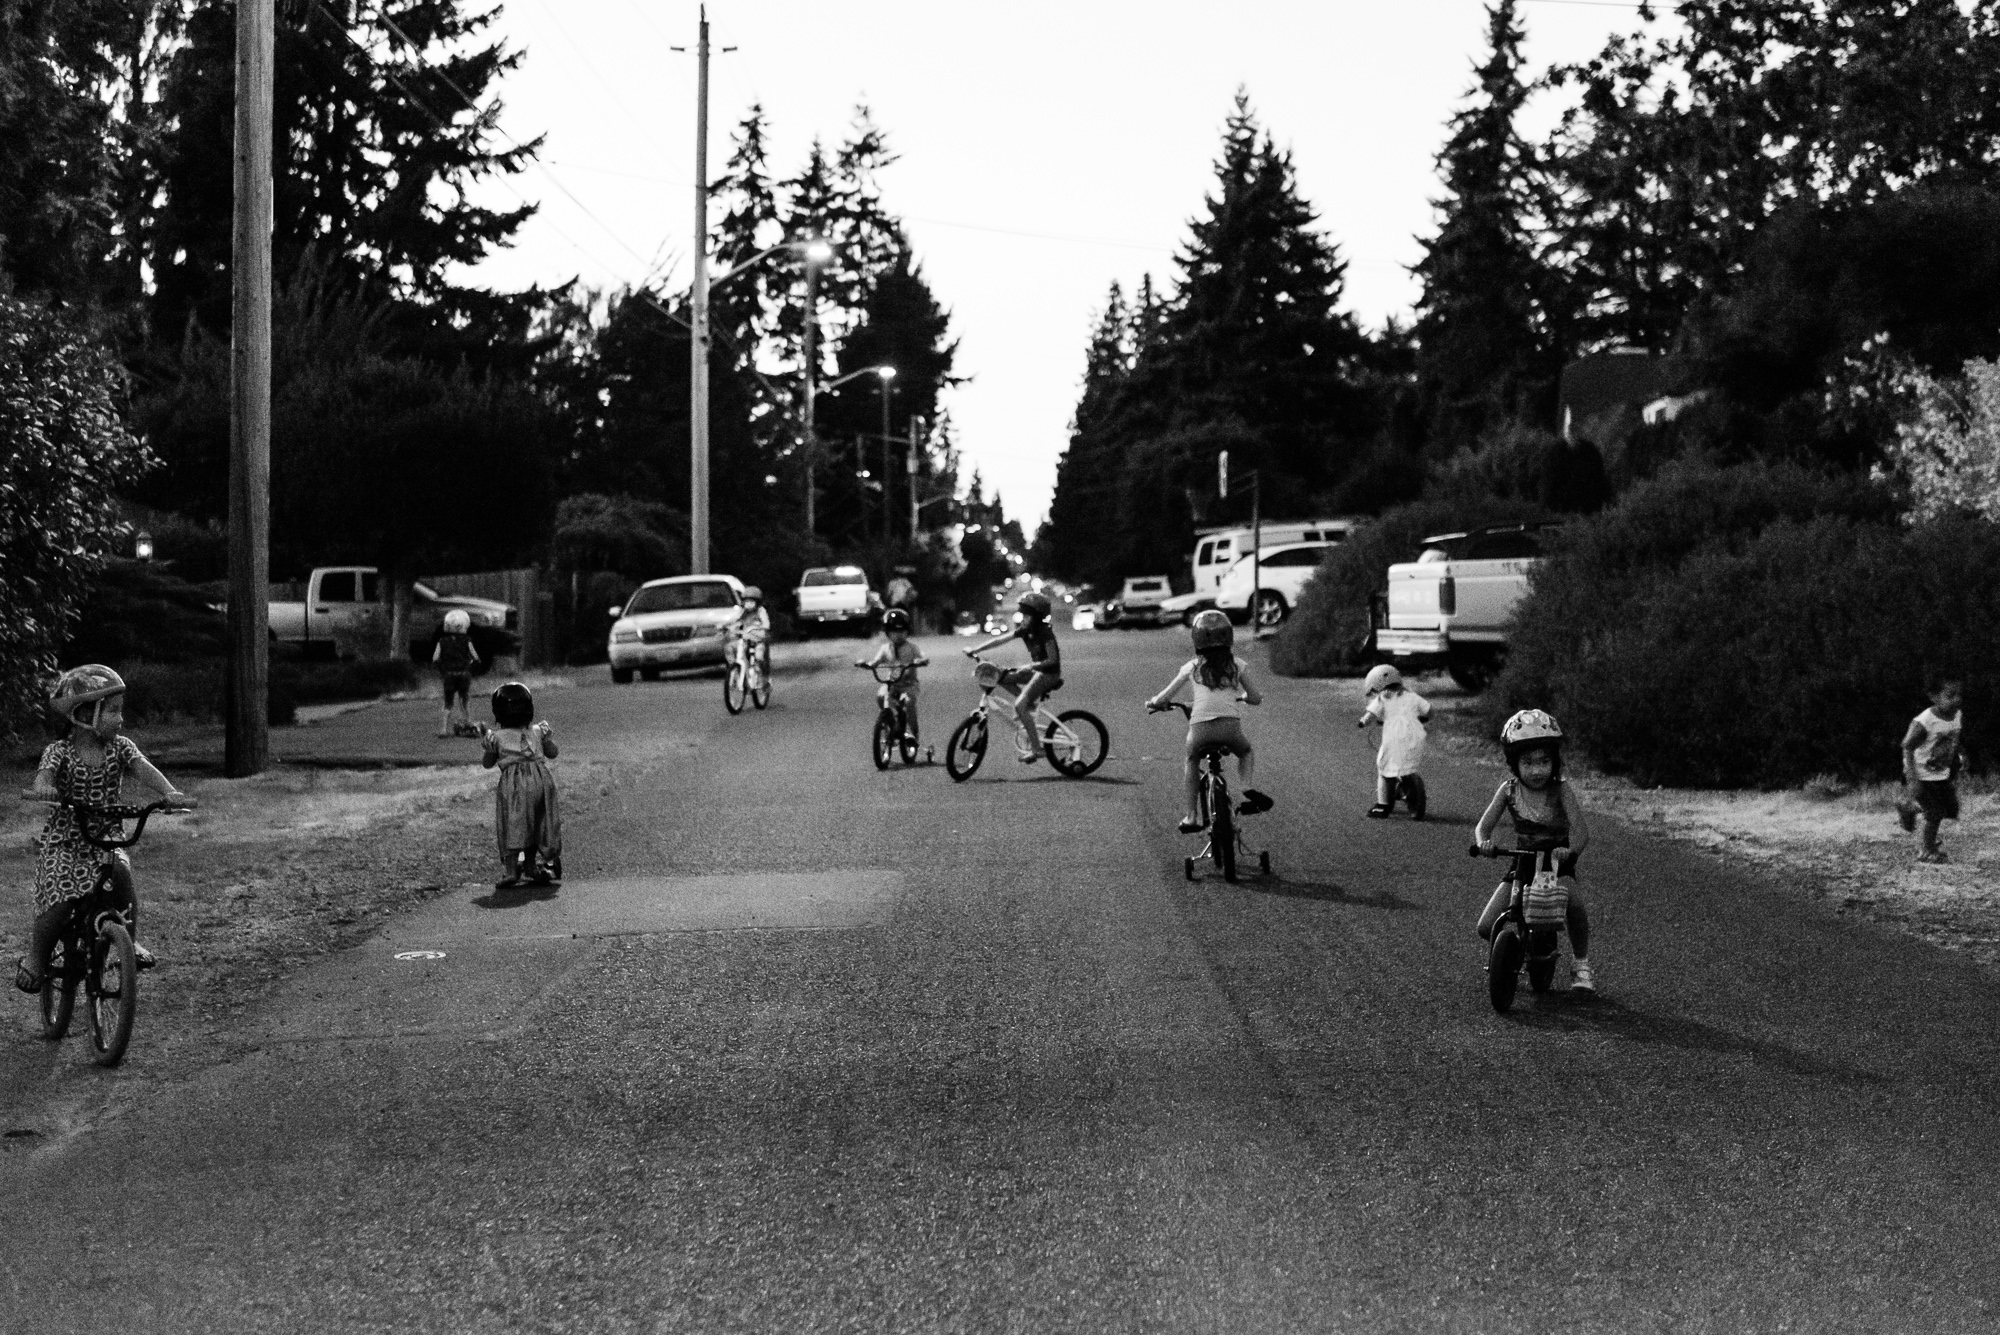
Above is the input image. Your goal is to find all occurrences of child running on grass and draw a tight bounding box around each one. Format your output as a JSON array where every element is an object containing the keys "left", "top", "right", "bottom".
[
  {"left": 1898, "top": 676, "right": 1965, "bottom": 865},
  {"left": 1358, "top": 663, "right": 1431, "bottom": 819},
  {"left": 15, "top": 666, "right": 195, "bottom": 992},
  {"left": 481, "top": 681, "right": 562, "bottom": 888}
]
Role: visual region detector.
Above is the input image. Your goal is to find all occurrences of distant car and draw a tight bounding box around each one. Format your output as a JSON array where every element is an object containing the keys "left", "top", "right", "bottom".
[
  {"left": 794, "top": 565, "right": 879, "bottom": 634},
  {"left": 953, "top": 611, "right": 982, "bottom": 637},
  {"left": 1158, "top": 590, "right": 1216, "bottom": 627},
  {"left": 1113, "top": 575, "right": 1173, "bottom": 628},
  {"left": 1214, "top": 542, "right": 1337, "bottom": 629},
  {"left": 1071, "top": 603, "right": 1100, "bottom": 632},
  {"left": 606, "top": 575, "right": 744, "bottom": 682}
]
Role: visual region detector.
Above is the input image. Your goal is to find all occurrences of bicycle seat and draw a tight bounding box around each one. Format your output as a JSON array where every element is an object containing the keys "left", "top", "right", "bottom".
[{"left": 1191, "top": 742, "right": 1235, "bottom": 759}]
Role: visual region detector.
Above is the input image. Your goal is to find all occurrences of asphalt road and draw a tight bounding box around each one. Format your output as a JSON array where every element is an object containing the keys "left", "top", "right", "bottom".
[{"left": 5, "top": 629, "right": 2000, "bottom": 1333}]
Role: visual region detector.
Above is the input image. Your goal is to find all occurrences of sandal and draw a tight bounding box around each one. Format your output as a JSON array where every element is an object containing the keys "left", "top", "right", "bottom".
[
  {"left": 1365, "top": 804, "right": 1391, "bottom": 819},
  {"left": 133, "top": 943, "right": 157, "bottom": 971},
  {"left": 1237, "top": 790, "right": 1274, "bottom": 816},
  {"left": 14, "top": 958, "right": 42, "bottom": 995}
]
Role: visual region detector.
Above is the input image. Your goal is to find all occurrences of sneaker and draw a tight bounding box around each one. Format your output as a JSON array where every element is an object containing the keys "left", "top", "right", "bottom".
[
  {"left": 1918, "top": 850, "right": 1950, "bottom": 865},
  {"left": 1571, "top": 962, "right": 1596, "bottom": 994},
  {"left": 1365, "top": 804, "right": 1391, "bottom": 819},
  {"left": 1177, "top": 818, "right": 1204, "bottom": 834},
  {"left": 1237, "top": 789, "right": 1274, "bottom": 816}
]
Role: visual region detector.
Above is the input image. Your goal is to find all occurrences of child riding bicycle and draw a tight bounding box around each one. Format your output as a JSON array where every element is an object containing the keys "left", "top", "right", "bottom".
[
  {"left": 728, "top": 586, "right": 772, "bottom": 680},
  {"left": 859, "top": 607, "right": 927, "bottom": 740},
  {"left": 1473, "top": 708, "right": 1595, "bottom": 993},
  {"left": 16, "top": 665, "right": 195, "bottom": 994},
  {"left": 964, "top": 591, "right": 1063, "bottom": 763},
  {"left": 1146, "top": 610, "right": 1270, "bottom": 832}
]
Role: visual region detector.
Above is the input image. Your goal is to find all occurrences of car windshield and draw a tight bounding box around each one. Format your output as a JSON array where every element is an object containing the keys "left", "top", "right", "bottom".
[
  {"left": 627, "top": 581, "right": 737, "bottom": 614},
  {"left": 801, "top": 569, "right": 867, "bottom": 587},
  {"left": 1417, "top": 535, "right": 1469, "bottom": 563}
]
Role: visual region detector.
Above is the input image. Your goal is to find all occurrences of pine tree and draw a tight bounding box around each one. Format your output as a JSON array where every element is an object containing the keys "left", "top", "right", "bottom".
[
  {"left": 1038, "top": 282, "right": 1132, "bottom": 582},
  {"left": 147, "top": 0, "right": 536, "bottom": 348},
  {"left": 1413, "top": 0, "right": 1561, "bottom": 451}
]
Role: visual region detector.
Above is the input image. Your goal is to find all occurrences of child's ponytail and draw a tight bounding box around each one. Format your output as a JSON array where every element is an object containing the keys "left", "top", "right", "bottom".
[{"left": 1191, "top": 646, "right": 1238, "bottom": 690}]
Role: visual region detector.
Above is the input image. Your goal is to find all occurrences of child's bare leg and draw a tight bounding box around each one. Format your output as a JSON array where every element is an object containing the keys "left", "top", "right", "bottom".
[
  {"left": 1476, "top": 882, "right": 1511, "bottom": 940},
  {"left": 1921, "top": 814, "right": 1943, "bottom": 858},
  {"left": 1565, "top": 881, "right": 1591, "bottom": 959},
  {"left": 1376, "top": 774, "right": 1392, "bottom": 805},
  {"left": 1182, "top": 754, "right": 1202, "bottom": 825}
]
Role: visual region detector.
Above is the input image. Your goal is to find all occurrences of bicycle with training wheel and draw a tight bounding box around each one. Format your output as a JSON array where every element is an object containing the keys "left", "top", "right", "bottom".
[
  {"left": 944, "top": 654, "right": 1108, "bottom": 781},
  {"left": 1471, "top": 842, "right": 1567, "bottom": 1013},
  {"left": 857, "top": 659, "right": 933, "bottom": 768},
  {"left": 27, "top": 798, "right": 185, "bottom": 1067},
  {"left": 1150, "top": 701, "right": 1269, "bottom": 882},
  {"left": 723, "top": 630, "right": 771, "bottom": 714}
]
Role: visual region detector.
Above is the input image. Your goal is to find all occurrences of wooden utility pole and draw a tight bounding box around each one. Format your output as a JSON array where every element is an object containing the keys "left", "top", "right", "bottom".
[
  {"left": 226, "top": 0, "right": 273, "bottom": 777},
  {"left": 688, "top": 6, "right": 711, "bottom": 575},
  {"left": 907, "top": 415, "right": 921, "bottom": 539},
  {"left": 802, "top": 260, "right": 818, "bottom": 533}
]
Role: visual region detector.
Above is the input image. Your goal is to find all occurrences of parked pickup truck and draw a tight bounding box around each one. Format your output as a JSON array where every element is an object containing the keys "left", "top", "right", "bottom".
[
  {"left": 1372, "top": 524, "right": 1553, "bottom": 691},
  {"left": 268, "top": 566, "right": 517, "bottom": 663},
  {"left": 793, "top": 565, "right": 880, "bottom": 634}
]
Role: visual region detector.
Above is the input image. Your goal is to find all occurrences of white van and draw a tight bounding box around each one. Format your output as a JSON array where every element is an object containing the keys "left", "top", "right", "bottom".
[{"left": 1191, "top": 517, "right": 1358, "bottom": 592}]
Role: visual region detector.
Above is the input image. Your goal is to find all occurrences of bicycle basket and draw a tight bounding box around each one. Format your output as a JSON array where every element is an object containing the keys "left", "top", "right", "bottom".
[
  {"left": 1522, "top": 869, "right": 1569, "bottom": 929},
  {"left": 974, "top": 661, "right": 1003, "bottom": 689}
]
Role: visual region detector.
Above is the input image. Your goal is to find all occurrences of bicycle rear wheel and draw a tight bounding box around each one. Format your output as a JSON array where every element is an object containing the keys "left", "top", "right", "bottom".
[
  {"left": 945, "top": 716, "right": 987, "bottom": 781},
  {"left": 723, "top": 662, "right": 747, "bottom": 714},
  {"left": 1043, "top": 709, "right": 1108, "bottom": 777},
  {"left": 1210, "top": 777, "right": 1238, "bottom": 881},
  {"left": 88, "top": 922, "right": 137, "bottom": 1066},
  {"left": 39, "top": 950, "right": 75, "bottom": 1041},
  {"left": 872, "top": 710, "right": 896, "bottom": 770}
]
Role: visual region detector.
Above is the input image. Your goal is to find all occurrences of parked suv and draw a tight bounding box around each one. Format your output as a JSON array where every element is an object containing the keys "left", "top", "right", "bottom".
[
  {"left": 1106, "top": 575, "right": 1173, "bottom": 629},
  {"left": 1214, "top": 542, "right": 1336, "bottom": 628},
  {"left": 1372, "top": 523, "right": 1554, "bottom": 691}
]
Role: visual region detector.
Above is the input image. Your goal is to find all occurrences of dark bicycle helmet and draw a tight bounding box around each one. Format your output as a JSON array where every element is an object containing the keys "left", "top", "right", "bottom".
[
  {"left": 1189, "top": 609, "right": 1233, "bottom": 652},
  {"left": 1018, "top": 591, "right": 1052, "bottom": 621},
  {"left": 741, "top": 585, "right": 763, "bottom": 604},
  {"left": 882, "top": 607, "right": 912, "bottom": 633},
  {"left": 491, "top": 680, "right": 535, "bottom": 728}
]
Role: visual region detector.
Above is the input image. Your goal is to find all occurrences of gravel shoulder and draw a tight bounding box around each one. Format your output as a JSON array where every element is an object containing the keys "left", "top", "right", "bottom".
[{"left": 1367, "top": 670, "right": 2000, "bottom": 972}]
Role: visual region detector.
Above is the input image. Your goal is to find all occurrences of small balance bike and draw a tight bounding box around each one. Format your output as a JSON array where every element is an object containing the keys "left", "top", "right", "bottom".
[
  {"left": 1151, "top": 701, "right": 1269, "bottom": 882},
  {"left": 1472, "top": 842, "right": 1568, "bottom": 1013},
  {"left": 857, "top": 659, "right": 933, "bottom": 768}
]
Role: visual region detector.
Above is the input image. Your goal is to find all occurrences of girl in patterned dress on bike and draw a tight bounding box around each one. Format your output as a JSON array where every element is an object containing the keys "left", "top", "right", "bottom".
[
  {"left": 964, "top": 591, "right": 1065, "bottom": 762},
  {"left": 481, "top": 680, "right": 562, "bottom": 888},
  {"left": 15, "top": 666, "right": 195, "bottom": 993}
]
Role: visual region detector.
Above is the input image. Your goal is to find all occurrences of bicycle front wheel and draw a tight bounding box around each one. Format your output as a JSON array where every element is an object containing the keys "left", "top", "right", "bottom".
[
  {"left": 945, "top": 716, "right": 988, "bottom": 782},
  {"left": 88, "top": 922, "right": 137, "bottom": 1066},
  {"left": 872, "top": 710, "right": 896, "bottom": 770},
  {"left": 723, "top": 662, "right": 747, "bottom": 714},
  {"left": 1043, "top": 709, "right": 1108, "bottom": 777},
  {"left": 39, "top": 957, "right": 75, "bottom": 1041}
]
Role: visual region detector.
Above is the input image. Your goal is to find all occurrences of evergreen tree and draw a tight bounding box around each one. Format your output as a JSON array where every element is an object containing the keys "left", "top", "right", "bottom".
[
  {"left": 147, "top": 0, "right": 536, "bottom": 352},
  {"left": 1038, "top": 282, "right": 1132, "bottom": 582},
  {"left": 1413, "top": 0, "right": 1561, "bottom": 451}
]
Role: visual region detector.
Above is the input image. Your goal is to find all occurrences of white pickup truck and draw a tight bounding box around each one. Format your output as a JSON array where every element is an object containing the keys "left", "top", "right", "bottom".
[
  {"left": 793, "top": 565, "right": 880, "bottom": 634},
  {"left": 1373, "top": 524, "right": 1552, "bottom": 691},
  {"left": 268, "top": 566, "right": 516, "bottom": 662}
]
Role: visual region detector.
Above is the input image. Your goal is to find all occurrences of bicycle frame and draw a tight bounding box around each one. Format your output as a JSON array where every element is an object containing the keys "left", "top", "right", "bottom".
[
  {"left": 1152, "top": 701, "right": 1267, "bottom": 881},
  {"left": 1472, "top": 843, "right": 1569, "bottom": 1011}
]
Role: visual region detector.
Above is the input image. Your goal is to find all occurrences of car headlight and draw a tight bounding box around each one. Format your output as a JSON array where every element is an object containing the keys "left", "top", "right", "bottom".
[{"left": 611, "top": 628, "right": 639, "bottom": 644}]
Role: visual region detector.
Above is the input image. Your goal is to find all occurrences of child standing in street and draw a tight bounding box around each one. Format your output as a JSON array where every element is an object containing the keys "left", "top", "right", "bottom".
[
  {"left": 433, "top": 609, "right": 481, "bottom": 738},
  {"left": 1358, "top": 664, "right": 1431, "bottom": 819},
  {"left": 481, "top": 681, "right": 562, "bottom": 888},
  {"left": 1898, "top": 676, "right": 1965, "bottom": 865},
  {"left": 16, "top": 666, "right": 195, "bottom": 992}
]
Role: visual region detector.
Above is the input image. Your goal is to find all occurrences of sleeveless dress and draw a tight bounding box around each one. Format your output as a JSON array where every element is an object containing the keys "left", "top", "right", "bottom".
[
  {"left": 33, "top": 736, "right": 140, "bottom": 911},
  {"left": 487, "top": 723, "right": 562, "bottom": 859}
]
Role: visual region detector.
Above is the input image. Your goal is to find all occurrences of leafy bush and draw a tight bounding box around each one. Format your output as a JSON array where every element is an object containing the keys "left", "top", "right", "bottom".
[
  {"left": 119, "top": 662, "right": 295, "bottom": 728},
  {"left": 0, "top": 298, "right": 156, "bottom": 741},
  {"left": 1493, "top": 461, "right": 1995, "bottom": 787},
  {"left": 1267, "top": 495, "right": 1549, "bottom": 677},
  {"left": 60, "top": 562, "right": 228, "bottom": 666}
]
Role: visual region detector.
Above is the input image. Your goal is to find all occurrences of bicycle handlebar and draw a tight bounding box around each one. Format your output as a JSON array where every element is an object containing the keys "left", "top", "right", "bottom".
[
  {"left": 1148, "top": 701, "right": 1192, "bottom": 717},
  {"left": 27, "top": 797, "right": 189, "bottom": 850},
  {"left": 857, "top": 660, "right": 927, "bottom": 681},
  {"left": 1469, "top": 843, "right": 1563, "bottom": 860}
]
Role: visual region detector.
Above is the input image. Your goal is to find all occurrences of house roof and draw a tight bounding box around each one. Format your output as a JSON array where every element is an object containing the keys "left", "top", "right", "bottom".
[{"left": 1559, "top": 349, "right": 1673, "bottom": 428}]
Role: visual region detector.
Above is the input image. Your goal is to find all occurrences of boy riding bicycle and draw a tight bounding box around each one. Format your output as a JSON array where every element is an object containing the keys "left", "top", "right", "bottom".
[
  {"left": 964, "top": 591, "right": 1062, "bottom": 763},
  {"left": 860, "top": 607, "right": 927, "bottom": 741}
]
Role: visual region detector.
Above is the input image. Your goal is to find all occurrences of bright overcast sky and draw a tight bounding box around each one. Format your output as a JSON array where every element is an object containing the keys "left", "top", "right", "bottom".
[{"left": 460, "top": 0, "right": 1666, "bottom": 531}]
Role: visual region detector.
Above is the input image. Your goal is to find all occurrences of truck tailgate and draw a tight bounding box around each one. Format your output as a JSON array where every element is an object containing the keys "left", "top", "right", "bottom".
[{"left": 1386, "top": 569, "right": 1441, "bottom": 626}]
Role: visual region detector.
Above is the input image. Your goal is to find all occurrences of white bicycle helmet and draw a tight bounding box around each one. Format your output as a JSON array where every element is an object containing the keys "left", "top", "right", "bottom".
[
  {"left": 50, "top": 664, "right": 127, "bottom": 726},
  {"left": 1363, "top": 664, "right": 1402, "bottom": 694},
  {"left": 443, "top": 609, "right": 471, "bottom": 634}
]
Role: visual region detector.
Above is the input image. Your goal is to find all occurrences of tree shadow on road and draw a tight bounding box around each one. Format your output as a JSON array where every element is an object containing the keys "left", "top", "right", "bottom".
[
  {"left": 1507, "top": 996, "right": 1893, "bottom": 1086},
  {"left": 473, "top": 881, "right": 562, "bottom": 910},
  {"left": 1245, "top": 875, "right": 1423, "bottom": 912}
]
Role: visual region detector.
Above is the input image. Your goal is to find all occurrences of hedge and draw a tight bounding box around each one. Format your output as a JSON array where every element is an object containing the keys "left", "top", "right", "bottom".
[
  {"left": 1267, "top": 495, "right": 1550, "bottom": 677},
  {"left": 1492, "top": 461, "right": 1995, "bottom": 787}
]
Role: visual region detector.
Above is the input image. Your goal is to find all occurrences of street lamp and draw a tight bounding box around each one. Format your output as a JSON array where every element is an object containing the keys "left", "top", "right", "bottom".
[
  {"left": 816, "top": 364, "right": 895, "bottom": 540},
  {"left": 691, "top": 236, "right": 832, "bottom": 570}
]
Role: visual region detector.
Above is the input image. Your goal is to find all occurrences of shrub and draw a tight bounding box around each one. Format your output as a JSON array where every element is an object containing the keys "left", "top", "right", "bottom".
[
  {"left": 60, "top": 562, "right": 229, "bottom": 666},
  {"left": 1493, "top": 465, "right": 2000, "bottom": 786},
  {"left": 119, "top": 661, "right": 295, "bottom": 728},
  {"left": 1267, "top": 495, "right": 1549, "bottom": 677}
]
